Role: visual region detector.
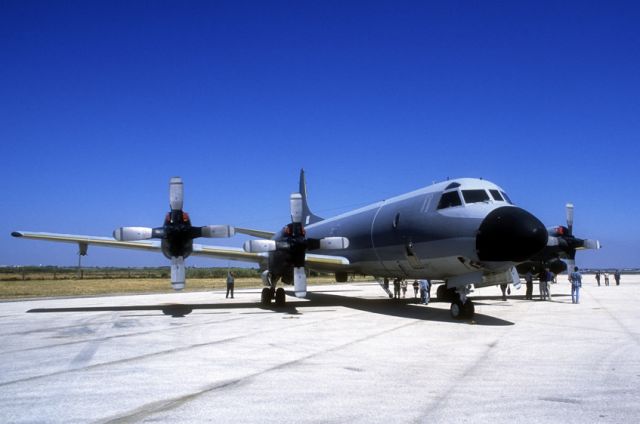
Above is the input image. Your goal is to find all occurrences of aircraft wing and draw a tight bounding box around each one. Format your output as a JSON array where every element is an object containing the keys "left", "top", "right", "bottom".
[
  {"left": 234, "top": 227, "right": 276, "bottom": 239},
  {"left": 11, "top": 231, "right": 161, "bottom": 252},
  {"left": 11, "top": 231, "right": 350, "bottom": 268}
]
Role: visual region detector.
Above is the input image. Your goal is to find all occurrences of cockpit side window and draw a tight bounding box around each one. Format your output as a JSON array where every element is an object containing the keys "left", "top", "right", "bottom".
[
  {"left": 437, "top": 191, "right": 462, "bottom": 209},
  {"left": 501, "top": 191, "right": 513, "bottom": 204},
  {"left": 489, "top": 189, "right": 504, "bottom": 201},
  {"left": 462, "top": 189, "right": 490, "bottom": 204}
]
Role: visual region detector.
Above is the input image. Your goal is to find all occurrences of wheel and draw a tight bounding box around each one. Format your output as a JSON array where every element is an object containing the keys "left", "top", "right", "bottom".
[
  {"left": 261, "top": 287, "right": 272, "bottom": 306},
  {"left": 450, "top": 300, "right": 464, "bottom": 319},
  {"left": 275, "top": 287, "right": 286, "bottom": 307},
  {"left": 461, "top": 299, "right": 475, "bottom": 319}
]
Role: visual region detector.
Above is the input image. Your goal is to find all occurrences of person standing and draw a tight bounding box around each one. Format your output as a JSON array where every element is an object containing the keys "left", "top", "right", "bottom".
[
  {"left": 539, "top": 268, "right": 550, "bottom": 300},
  {"left": 604, "top": 272, "right": 610, "bottom": 286},
  {"left": 569, "top": 266, "right": 582, "bottom": 304},
  {"left": 614, "top": 270, "right": 621, "bottom": 286},
  {"left": 546, "top": 269, "right": 554, "bottom": 300},
  {"left": 500, "top": 283, "right": 508, "bottom": 301},
  {"left": 226, "top": 271, "right": 235, "bottom": 299},
  {"left": 400, "top": 279, "right": 408, "bottom": 298},
  {"left": 595, "top": 271, "right": 601, "bottom": 286},
  {"left": 419, "top": 279, "right": 431, "bottom": 305},
  {"left": 413, "top": 280, "right": 419, "bottom": 298},
  {"left": 525, "top": 271, "right": 534, "bottom": 300},
  {"left": 393, "top": 279, "right": 401, "bottom": 299}
]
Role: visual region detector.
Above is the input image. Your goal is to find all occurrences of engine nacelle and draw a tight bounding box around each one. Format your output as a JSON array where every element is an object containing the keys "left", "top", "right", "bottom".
[{"left": 113, "top": 227, "right": 153, "bottom": 241}]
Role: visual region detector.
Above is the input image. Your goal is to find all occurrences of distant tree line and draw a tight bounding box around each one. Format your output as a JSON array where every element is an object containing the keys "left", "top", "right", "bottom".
[{"left": 0, "top": 266, "right": 262, "bottom": 281}]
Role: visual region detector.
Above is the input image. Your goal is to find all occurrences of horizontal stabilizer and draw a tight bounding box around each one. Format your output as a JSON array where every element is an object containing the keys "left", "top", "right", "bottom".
[{"left": 234, "top": 227, "right": 276, "bottom": 239}]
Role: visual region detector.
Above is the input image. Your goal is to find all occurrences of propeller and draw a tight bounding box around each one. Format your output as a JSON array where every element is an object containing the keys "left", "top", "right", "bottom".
[
  {"left": 547, "top": 203, "right": 600, "bottom": 273},
  {"left": 243, "top": 193, "right": 348, "bottom": 298},
  {"left": 112, "top": 177, "right": 235, "bottom": 290}
]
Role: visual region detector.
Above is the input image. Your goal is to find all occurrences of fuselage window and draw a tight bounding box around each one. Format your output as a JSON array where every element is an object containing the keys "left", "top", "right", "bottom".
[
  {"left": 501, "top": 191, "right": 513, "bottom": 204},
  {"left": 437, "top": 191, "right": 462, "bottom": 209},
  {"left": 462, "top": 189, "right": 490, "bottom": 204},
  {"left": 490, "top": 189, "right": 504, "bottom": 201}
]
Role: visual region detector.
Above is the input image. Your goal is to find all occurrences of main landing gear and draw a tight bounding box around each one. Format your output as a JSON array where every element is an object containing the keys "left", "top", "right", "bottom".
[
  {"left": 261, "top": 286, "right": 287, "bottom": 307},
  {"left": 448, "top": 287, "right": 475, "bottom": 320}
]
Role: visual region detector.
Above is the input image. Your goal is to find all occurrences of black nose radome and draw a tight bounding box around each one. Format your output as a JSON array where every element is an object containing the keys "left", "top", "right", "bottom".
[{"left": 476, "top": 206, "right": 548, "bottom": 262}]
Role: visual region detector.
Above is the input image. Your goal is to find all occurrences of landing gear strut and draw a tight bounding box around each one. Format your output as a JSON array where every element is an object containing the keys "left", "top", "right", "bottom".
[
  {"left": 437, "top": 284, "right": 457, "bottom": 302},
  {"left": 449, "top": 287, "right": 475, "bottom": 320}
]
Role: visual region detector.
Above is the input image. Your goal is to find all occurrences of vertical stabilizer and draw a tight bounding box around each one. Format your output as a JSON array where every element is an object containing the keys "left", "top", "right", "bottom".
[{"left": 299, "top": 169, "right": 323, "bottom": 225}]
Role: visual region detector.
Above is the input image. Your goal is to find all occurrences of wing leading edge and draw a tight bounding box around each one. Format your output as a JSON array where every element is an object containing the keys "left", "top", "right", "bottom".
[{"left": 11, "top": 231, "right": 349, "bottom": 269}]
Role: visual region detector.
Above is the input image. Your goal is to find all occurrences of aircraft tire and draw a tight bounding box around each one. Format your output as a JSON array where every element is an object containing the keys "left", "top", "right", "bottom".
[
  {"left": 261, "top": 287, "right": 272, "bottom": 306},
  {"left": 450, "top": 300, "right": 464, "bottom": 319},
  {"left": 462, "top": 299, "right": 475, "bottom": 319},
  {"left": 437, "top": 285, "right": 447, "bottom": 302},
  {"left": 275, "top": 288, "right": 286, "bottom": 307}
]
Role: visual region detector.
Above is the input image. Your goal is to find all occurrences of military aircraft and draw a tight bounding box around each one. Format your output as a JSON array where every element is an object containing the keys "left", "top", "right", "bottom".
[
  {"left": 237, "top": 171, "right": 549, "bottom": 319},
  {"left": 516, "top": 203, "right": 601, "bottom": 277},
  {"left": 12, "top": 171, "right": 549, "bottom": 320}
]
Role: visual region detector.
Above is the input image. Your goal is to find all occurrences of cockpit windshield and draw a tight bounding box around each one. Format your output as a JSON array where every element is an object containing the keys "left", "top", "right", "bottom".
[
  {"left": 489, "top": 189, "right": 503, "bottom": 201},
  {"left": 501, "top": 191, "right": 513, "bottom": 204},
  {"left": 437, "top": 191, "right": 462, "bottom": 209},
  {"left": 462, "top": 189, "right": 490, "bottom": 204},
  {"left": 437, "top": 186, "right": 513, "bottom": 210}
]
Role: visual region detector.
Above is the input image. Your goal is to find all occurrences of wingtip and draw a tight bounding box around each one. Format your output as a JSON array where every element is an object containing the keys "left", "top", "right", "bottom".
[{"left": 11, "top": 231, "right": 23, "bottom": 238}]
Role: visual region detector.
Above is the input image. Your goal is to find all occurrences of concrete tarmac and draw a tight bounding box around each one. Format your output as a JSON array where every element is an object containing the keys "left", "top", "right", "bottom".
[{"left": 1, "top": 276, "right": 639, "bottom": 423}]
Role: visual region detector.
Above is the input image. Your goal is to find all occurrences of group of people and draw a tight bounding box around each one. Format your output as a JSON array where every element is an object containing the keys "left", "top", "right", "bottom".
[
  {"left": 595, "top": 270, "right": 622, "bottom": 286},
  {"left": 393, "top": 278, "right": 431, "bottom": 304},
  {"left": 224, "top": 268, "right": 618, "bottom": 304},
  {"left": 519, "top": 266, "right": 621, "bottom": 305}
]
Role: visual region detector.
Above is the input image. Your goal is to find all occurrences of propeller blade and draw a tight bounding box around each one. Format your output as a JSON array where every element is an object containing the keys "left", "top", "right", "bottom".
[
  {"left": 200, "top": 225, "right": 235, "bottom": 238},
  {"left": 582, "top": 239, "right": 601, "bottom": 250},
  {"left": 170, "top": 177, "right": 184, "bottom": 211},
  {"left": 290, "top": 193, "right": 303, "bottom": 224},
  {"left": 319, "top": 237, "right": 350, "bottom": 250},
  {"left": 293, "top": 266, "right": 307, "bottom": 297},
  {"left": 566, "top": 203, "right": 574, "bottom": 235},
  {"left": 243, "top": 239, "right": 277, "bottom": 253},
  {"left": 565, "top": 258, "right": 576, "bottom": 274},
  {"left": 113, "top": 227, "right": 154, "bottom": 241},
  {"left": 171, "top": 256, "right": 186, "bottom": 290}
]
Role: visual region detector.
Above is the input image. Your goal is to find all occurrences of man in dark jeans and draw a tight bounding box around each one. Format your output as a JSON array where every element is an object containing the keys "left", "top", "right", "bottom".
[
  {"left": 226, "top": 271, "right": 235, "bottom": 299},
  {"left": 525, "top": 271, "right": 534, "bottom": 300}
]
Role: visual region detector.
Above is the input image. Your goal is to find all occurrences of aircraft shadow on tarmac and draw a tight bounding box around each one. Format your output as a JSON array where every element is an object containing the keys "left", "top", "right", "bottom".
[{"left": 26, "top": 291, "right": 513, "bottom": 326}]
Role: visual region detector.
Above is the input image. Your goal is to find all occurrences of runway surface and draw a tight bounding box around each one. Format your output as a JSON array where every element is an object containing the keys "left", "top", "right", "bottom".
[{"left": 1, "top": 276, "right": 639, "bottom": 423}]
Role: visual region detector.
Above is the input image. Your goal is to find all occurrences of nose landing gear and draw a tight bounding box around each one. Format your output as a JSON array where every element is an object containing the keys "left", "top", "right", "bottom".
[{"left": 449, "top": 287, "right": 475, "bottom": 320}]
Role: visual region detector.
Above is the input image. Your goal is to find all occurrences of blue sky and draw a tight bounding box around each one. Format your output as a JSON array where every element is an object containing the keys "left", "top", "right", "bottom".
[{"left": 2, "top": 1, "right": 639, "bottom": 269}]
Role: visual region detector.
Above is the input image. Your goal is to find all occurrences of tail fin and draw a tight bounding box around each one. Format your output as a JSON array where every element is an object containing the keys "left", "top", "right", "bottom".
[{"left": 299, "top": 169, "right": 323, "bottom": 225}]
